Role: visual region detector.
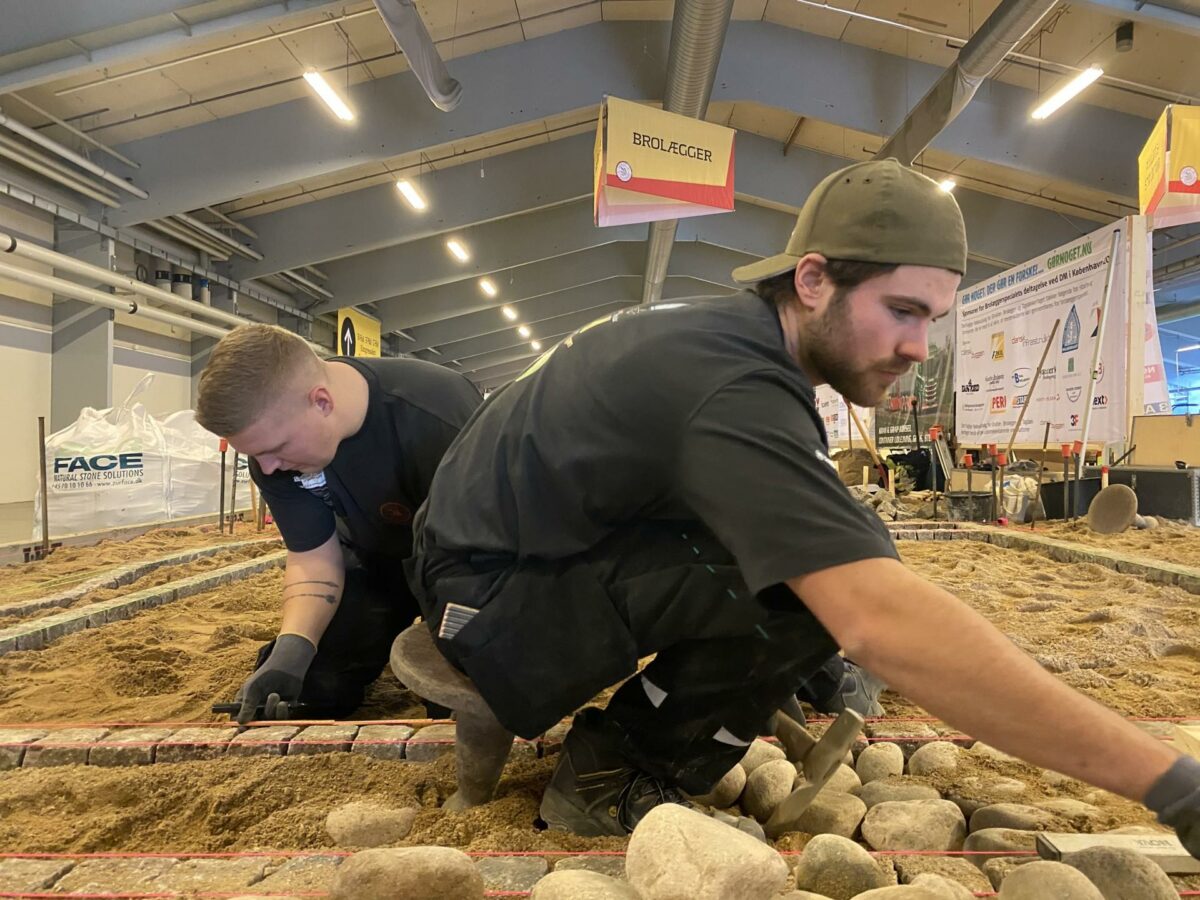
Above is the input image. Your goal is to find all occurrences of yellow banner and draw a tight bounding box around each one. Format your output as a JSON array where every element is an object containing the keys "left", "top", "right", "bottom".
[
  {"left": 1140, "top": 105, "right": 1200, "bottom": 227},
  {"left": 337, "top": 307, "right": 381, "bottom": 357},
  {"left": 594, "top": 96, "right": 735, "bottom": 227},
  {"left": 1138, "top": 110, "right": 1167, "bottom": 215}
]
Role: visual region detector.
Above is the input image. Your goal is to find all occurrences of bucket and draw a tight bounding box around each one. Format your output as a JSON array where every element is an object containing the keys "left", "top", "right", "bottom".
[{"left": 945, "top": 491, "right": 991, "bottom": 522}]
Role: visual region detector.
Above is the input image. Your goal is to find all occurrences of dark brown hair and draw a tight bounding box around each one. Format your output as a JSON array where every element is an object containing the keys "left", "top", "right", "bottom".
[{"left": 753, "top": 259, "right": 900, "bottom": 306}]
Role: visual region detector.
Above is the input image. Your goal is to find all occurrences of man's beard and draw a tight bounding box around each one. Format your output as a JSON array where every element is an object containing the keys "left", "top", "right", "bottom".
[{"left": 803, "top": 293, "right": 906, "bottom": 407}]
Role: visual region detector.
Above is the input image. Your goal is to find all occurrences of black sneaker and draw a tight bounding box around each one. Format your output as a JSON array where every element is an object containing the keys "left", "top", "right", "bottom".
[
  {"left": 824, "top": 661, "right": 886, "bottom": 718},
  {"left": 539, "top": 710, "right": 696, "bottom": 836}
]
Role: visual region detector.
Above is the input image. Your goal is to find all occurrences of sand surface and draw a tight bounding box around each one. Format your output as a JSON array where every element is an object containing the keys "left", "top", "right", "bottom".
[
  {"left": 0, "top": 530, "right": 1197, "bottom": 873},
  {"left": 0, "top": 522, "right": 275, "bottom": 599},
  {"left": 0, "top": 540, "right": 281, "bottom": 622},
  {"left": 1026, "top": 517, "right": 1200, "bottom": 568}
]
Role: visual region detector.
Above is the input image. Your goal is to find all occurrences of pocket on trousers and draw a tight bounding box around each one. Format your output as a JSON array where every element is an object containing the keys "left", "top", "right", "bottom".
[{"left": 448, "top": 564, "right": 638, "bottom": 739}]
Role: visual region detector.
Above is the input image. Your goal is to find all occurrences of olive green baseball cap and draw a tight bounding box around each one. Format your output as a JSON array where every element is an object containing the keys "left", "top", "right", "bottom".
[{"left": 731, "top": 158, "right": 968, "bottom": 284}]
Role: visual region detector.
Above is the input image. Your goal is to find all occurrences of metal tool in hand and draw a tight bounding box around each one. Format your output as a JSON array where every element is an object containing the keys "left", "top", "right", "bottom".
[{"left": 212, "top": 699, "right": 313, "bottom": 720}]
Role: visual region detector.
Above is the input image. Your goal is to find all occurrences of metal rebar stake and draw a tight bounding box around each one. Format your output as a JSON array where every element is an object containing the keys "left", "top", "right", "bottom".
[{"left": 37, "top": 416, "right": 50, "bottom": 558}]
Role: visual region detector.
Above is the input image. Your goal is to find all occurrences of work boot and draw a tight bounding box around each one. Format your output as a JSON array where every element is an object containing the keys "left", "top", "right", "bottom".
[
  {"left": 539, "top": 709, "right": 698, "bottom": 836},
  {"left": 821, "top": 661, "right": 886, "bottom": 718}
]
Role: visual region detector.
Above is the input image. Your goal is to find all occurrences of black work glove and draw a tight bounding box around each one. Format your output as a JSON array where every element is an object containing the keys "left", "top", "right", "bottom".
[
  {"left": 1145, "top": 755, "right": 1200, "bottom": 858},
  {"left": 234, "top": 633, "right": 317, "bottom": 725}
]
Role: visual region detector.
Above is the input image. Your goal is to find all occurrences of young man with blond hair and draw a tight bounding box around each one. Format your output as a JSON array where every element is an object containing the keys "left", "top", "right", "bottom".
[
  {"left": 409, "top": 159, "right": 1200, "bottom": 851},
  {"left": 196, "top": 324, "right": 480, "bottom": 723}
]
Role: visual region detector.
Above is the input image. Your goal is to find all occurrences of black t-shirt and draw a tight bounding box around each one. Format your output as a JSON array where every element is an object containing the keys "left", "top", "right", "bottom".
[
  {"left": 252, "top": 356, "right": 481, "bottom": 568},
  {"left": 419, "top": 291, "right": 897, "bottom": 596}
]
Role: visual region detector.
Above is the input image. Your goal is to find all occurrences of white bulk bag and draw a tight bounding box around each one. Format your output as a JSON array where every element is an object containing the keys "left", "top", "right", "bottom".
[
  {"left": 33, "top": 374, "right": 169, "bottom": 537},
  {"left": 161, "top": 410, "right": 250, "bottom": 520}
]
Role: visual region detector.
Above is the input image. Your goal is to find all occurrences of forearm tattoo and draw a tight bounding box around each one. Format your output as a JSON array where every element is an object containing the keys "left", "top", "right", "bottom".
[{"left": 283, "top": 579, "right": 342, "bottom": 605}]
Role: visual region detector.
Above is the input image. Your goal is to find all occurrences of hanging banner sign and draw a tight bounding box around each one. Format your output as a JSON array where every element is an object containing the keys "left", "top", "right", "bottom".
[
  {"left": 594, "top": 96, "right": 735, "bottom": 227},
  {"left": 955, "top": 222, "right": 1128, "bottom": 446},
  {"left": 815, "top": 385, "right": 874, "bottom": 446},
  {"left": 874, "top": 315, "right": 956, "bottom": 448},
  {"left": 337, "top": 307, "right": 381, "bottom": 357},
  {"left": 1139, "top": 104, "right": 1200, "bottom": 228}
]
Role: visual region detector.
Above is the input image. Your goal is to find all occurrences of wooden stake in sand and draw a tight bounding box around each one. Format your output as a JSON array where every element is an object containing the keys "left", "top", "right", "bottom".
[
  {"left": 847, "top": 404, "right": 886, "bottom": 487},
  {"left": 1005, "top": 318, "right": 1060, "bottom": 458},
  {"left": 249, "top": 481, "right": 262, "bottom": 533}
]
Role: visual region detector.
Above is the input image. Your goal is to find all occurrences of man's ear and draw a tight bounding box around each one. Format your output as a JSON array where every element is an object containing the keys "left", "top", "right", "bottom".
[
  {"left": 793, "top": 253, "right": 828, "bottom": 312},
  {"left": 310, "top": 384, "right": 334, "bottom": 416}
]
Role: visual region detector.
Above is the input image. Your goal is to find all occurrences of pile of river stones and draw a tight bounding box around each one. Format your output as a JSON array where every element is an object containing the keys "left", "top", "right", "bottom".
[{"left": 268, "top": 724, "right": 1189, "bottom": 899}]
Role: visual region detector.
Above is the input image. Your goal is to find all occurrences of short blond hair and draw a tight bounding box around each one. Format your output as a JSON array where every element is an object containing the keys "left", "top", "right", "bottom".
[{"left": 196, "top": 324, "right": 322, "bottom": 436}]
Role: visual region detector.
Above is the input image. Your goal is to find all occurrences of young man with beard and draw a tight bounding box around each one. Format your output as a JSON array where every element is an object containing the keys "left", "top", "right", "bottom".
[
  {"left": 406, "top": 160, "right": 1200, "bottom": 851},
  {"left": 195, "top": 325, "right": 480, "bottom": 724}
]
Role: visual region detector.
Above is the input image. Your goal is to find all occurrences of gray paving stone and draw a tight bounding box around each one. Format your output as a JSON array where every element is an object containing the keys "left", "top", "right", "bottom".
[
  {"left": 0, "top": 729, "right": 48, "bottom": 770},
  {"left": 404, "top": 723, "right": 457, "bottom": 762},
  {"left": 288, "top": 724, "right": 359, "bottom": 756},
  {"left": 89, "top": 727, "right": 174, "bottom": 767},
  {"left": 149, "top": 858, "right": 270, "bottom": 891},
  {"left": 0, "top": 858, "right": 75, "bottom": 890},
  {"left": 552, "top": 855, "right": 627, "bottom": 879},
  {"left": 38, "top": 610, "right": 88, "bottom": 643},
  {"left": 475, "top": 856, "right": 550, "bottom": 891},
  {"left": 53, "top": 857, "right": 179, "bottom": 892},
  {"left": 156, "top": 726, "right": 238, "bottom": 762},
  {"left": 351, "top": 724, "right": 415, "bottom": 760},
  {"left": 14, "top": 625, "right": 48, "bottom": 650},
  {"left": 228, "top": 724, "right": 301, "bottom": 757},
  {"left": 23, "top": 727, "right": 111, "bottom": 767},
  {"left": 256, "top": 854, "right": 345, "bottom": 890}
]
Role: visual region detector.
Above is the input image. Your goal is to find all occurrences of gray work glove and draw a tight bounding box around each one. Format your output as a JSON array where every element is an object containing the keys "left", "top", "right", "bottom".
[
  {"left": 234, "top": 633, "right": 317, "bottom": 725},
  {"left": 1145, "top": 755, "right": 1200, "bottom": 859}
]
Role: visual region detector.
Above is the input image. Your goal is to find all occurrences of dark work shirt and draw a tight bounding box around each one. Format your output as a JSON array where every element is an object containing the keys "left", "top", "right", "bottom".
[
  {"left": 418, "top": 291, "right": 896, "bottom": 596},
  {"left": 252, "top": 356, "right": 481, "bottom": 569}
]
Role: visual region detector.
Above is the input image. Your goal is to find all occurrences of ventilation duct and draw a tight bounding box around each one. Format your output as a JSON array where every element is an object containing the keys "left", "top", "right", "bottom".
[
  {"left": 875, "top": 0, "right": 1059, "bottom": 164},
  {"left": 374, "top": 0, "right": 462, "bottom": 112},
  {"left": 641, "top": 0, "right": 735, "bottom": 305}
]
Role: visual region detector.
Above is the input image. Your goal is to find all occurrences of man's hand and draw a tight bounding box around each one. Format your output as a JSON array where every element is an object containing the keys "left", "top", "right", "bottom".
[
  {"left": 234, "top": 633, "right": 317, "bottom": 725},
  {"left": 1146, "top": 756, "right": 1200, "bottom": 858}
]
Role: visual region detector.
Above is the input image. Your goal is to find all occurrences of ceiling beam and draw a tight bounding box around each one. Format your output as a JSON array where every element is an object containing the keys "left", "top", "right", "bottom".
[
  {"left": 261, "top": 130, "right": 1085, "bottom": 310},
  {"left": 108, "top": 21, "right": 1153, "bottom": 225},
  {"left": 403, "top": 280, "right": 640, "bottom": 352},
  {"left": 230, "top": 134, "right": 595, "bottom": 280},
  {"left": 313, "top": 200, "right": 646, "bottom": 312},
  {"left": 0, "top": 0, "right": 341, "bottom": 94},
  {"left": 378, "top": 243, "right": 643, "bottom": 332},
  {"left": 466, "top": 355, "right": 543, "bottom": 385}
]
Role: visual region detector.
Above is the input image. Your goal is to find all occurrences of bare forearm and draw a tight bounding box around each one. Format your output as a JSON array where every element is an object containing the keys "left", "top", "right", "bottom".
[
  {"left": 793, "top": 559, "right": 1179, "bottom": 803},
  {"left": 278, "top": 539, "right": 345, "bottom": 647}
]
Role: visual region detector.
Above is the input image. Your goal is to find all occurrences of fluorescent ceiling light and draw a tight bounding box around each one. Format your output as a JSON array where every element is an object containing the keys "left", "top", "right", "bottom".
[
  {"left": 478, "top": 278, "right": 497, "bottom": 297},
  {"left": 446, "top": 239, "right": 470, "bottom": 262},
  {"left": 518, "top": 325, "right": 532, "bottom": 338},
  {"left": 1180, "top": 343, "right": 1200, "bottom": 353},
  {"left": 1031, "top": 66, "right": 1103, "bottom": 120},
  {"left": 502, "top": 306, "right": 518, "bottom": 321},
  {"left": 396, "top": 180, "right": 426, "bottom": 210},
  {"left": 531, "top": 340, "right": 542, "bottom": 351},
  {"left": 303, "top": 70, "right": 354, "bottom": 122},
  {"left": 938, "top": 178, "right": 956, "bottom": 193}
]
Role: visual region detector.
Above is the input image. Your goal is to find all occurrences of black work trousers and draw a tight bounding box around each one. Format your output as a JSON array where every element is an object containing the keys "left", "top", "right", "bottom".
[
  {"left": 255, "top": 565, "right": 415, "bottom": 718},
  {"left": 414, "top": 521, "right": 839, "bottom": 794}
]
